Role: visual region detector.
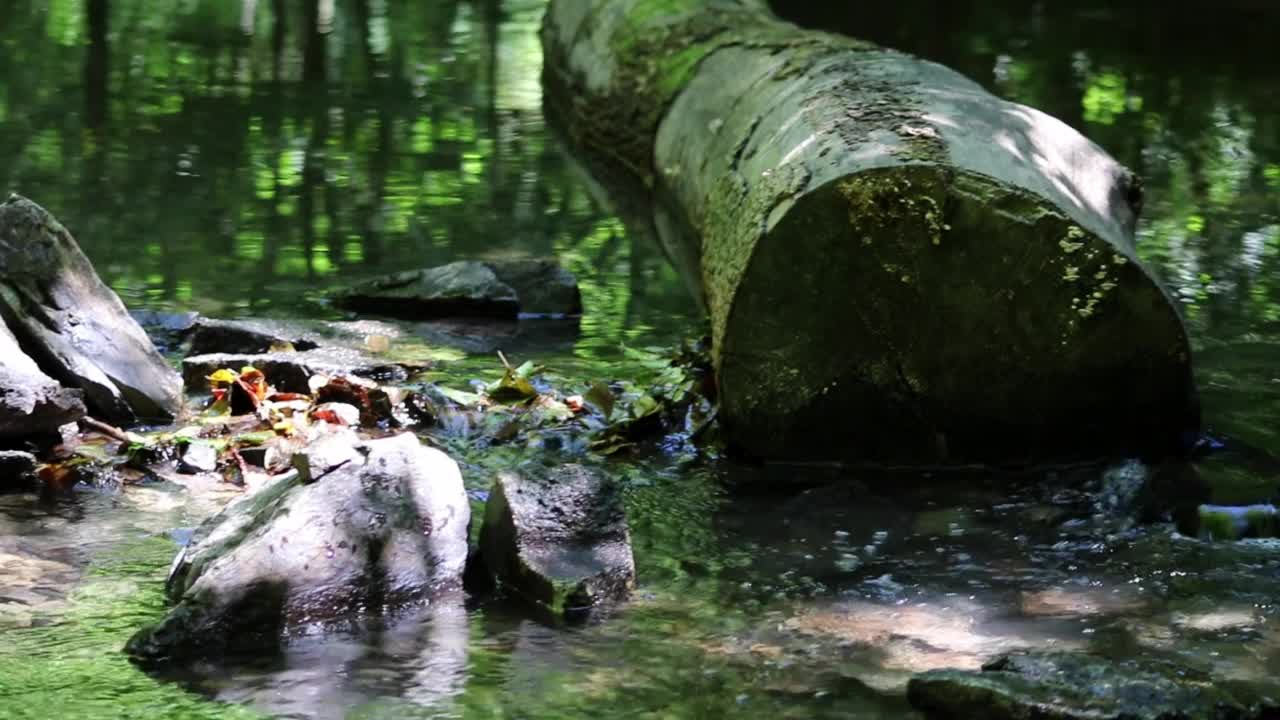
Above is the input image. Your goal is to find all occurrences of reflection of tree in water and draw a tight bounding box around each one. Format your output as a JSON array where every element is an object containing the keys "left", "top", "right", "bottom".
[
  {"left": 0, "top": 0, "right": 691, "bottom": 348},
  {"left": 20, "top": 1, "right": 1280, "bottom": 345}
]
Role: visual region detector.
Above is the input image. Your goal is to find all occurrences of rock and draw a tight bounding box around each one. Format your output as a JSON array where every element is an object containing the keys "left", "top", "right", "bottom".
[
  {"left": 333, "top": 261, "right": 519, "bottom": 319},
  {"left": 187, "top": 318, "right": 322, "bottom": 355},
  {"left": 0, "top": 320, "right": 86, "bottom": 439},
  {"left": 129, "top": 310, "right": 201, "bottom": 333},
  {"left": 182, "top": 349, "right": 426, "bottom": 395},
  {"left": 186, "top": 317, "right": 407, "bottom": 356},
  {"left": 130, "top": 310, "right": 201, "bottom": 355},
  {"left": 309, "top": 402, "right": 362, "bottom": 428},
  {"left": 907, "top": 652, "right": 1278, "bottom": 720},
  {"left": 482, "top": 258, "right": 582, "bottom": 317},
  {"left": 478, "top": 463, "right": 635, "bottom": 619},
  {"left": 126, "top": 433, "right": 470, "bottom": 661},
  {"left": 1093, "top": 458, "right": 1209, "bottom": 528},
  {"left": 291, "top": 433, "right": 363, "bottom": 483},
  {"left": 188, "top": 314, "right": 581, "bottom": 362},
  {"left": 0, "top": 451, "right": 38, "bottom": 492},
  {"left": 178, "top": 442, "right": 219, "bottom": 475},
  {"left": 413, "top": 316, "right": 580, "bottom": 355},
  {"left": 0, "top": 195, "right": 182, "bottom": 425},
  {"left": 332, "top": 259, "right": 581, "bottom": 320}
]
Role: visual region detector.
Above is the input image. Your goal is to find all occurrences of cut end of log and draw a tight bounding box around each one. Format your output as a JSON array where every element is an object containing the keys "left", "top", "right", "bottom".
[{"left": 718, "top": 166, "right": 1195, "bottom": 463}]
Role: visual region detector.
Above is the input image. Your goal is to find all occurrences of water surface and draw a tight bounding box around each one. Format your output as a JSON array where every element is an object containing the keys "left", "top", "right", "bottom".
[{"left": 2, "top": 1, "right": 1280, "bottom": 718}]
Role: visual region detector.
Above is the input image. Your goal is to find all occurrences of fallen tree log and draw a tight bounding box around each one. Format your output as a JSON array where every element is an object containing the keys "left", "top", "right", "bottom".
[{"left": 542, "top": 0, "right": 1197, "bottom": 463}]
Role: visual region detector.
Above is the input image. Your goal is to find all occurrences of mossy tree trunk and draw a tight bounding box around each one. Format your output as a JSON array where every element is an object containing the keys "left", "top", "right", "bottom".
[{"left": 542, "top": 0, "right": 1196, "bottom": 464}]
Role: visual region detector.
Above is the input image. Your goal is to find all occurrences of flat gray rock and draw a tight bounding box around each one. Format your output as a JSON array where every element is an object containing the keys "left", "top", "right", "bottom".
[
  {"left": 908, "top": 651, "right": 1280, "bottom": 720},
  {"left": 478, "top": 464, "right": 635, "bottom": 619},
  {"left": 186, "top": 317, "right": 406, "bottom": 356},
  {"left": 332, "top": 258, "right": 581, "bottom": 320},
  {"left": 333, "top": 261, "right": 519, "bottom": 319},
  {"left": 182, "top": 349, "right": 426, "bottom": 394}
]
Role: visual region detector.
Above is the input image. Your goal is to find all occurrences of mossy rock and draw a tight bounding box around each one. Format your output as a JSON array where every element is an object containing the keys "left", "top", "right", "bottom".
[{"left": 477, "top": 463, "right": 635, "bottom": 619}]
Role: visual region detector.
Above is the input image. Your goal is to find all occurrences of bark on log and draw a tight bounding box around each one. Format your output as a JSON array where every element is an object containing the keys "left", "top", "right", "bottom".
[{"left": 542, "top": 0, "right": 1197, "bottom": 463}]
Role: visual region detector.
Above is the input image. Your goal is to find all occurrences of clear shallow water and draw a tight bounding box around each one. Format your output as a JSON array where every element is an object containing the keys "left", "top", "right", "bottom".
[{"left": 2, "top": 1, "right": 1280, "bottom": 718}]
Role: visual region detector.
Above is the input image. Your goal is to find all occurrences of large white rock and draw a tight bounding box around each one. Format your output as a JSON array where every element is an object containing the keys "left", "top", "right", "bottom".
[{"left": 127, "top": 433, "right": 470, "bottom": 661}]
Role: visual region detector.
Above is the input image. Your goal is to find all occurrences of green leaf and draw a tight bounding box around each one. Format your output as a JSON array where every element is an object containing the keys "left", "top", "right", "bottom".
[
  {"left": 513, "top": 360, "right": 538, "bottom": 378},
  {"left": 631, "top": 394, "right": 661, "bottom": 419},
  {"left": 232, "top": 431, "right": 276, "bottom": 447},
  {"left": 487, "top": 368, "right": 538, "bottom": 403},
  {"left": 584, "top": 382, "right": 615, "bottom": 419},
  {"left": 438, "top": 386, "right": 483, "bottom": 407}
]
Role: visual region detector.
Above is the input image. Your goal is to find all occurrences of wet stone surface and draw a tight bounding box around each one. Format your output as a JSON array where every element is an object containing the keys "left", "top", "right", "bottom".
[
  {"left": 478, "top": 463, "right": 635, "bottom": 619},
  {"left": 908, "top": 651, "right": 1280, "bottom": 720}
]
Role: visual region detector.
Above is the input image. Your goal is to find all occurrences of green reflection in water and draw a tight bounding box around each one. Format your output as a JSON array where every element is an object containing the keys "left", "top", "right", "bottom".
[
  {"left": 3, "top": 0, "right": 1280, "bottom": 718},
  {"left": 0, "top": 534, "right": 264, "bottom": 720}
]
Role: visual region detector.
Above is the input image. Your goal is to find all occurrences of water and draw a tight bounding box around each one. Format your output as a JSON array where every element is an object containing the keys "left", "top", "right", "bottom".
[{"left": 2, "top": 1, "right": 1280, "bottom": 718}]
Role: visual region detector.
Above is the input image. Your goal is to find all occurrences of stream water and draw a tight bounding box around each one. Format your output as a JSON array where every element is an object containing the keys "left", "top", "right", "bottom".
[{"left": 2, "top": 1, "right": 1280, "bottom": 718}]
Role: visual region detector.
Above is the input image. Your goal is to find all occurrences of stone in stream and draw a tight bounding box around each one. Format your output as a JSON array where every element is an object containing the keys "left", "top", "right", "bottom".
[
  {"left": 0, "top": 195, "right": 182, "bottom": 426},
  {"left": 187, "top": 314, "right": 582, "bottom": 361},
  {"left": 182, "top": 349, "right": 426, "bottom": 395},
  {"left": 125, "top": 433, "right": 470, "bottom": 662},
  {"left": 186, "top": 317, "right": 405, "bottom": 356},
  {"left": 1093, "top": 458, "right": 1208, "bottom": 528},
  {"left": 480, "top": 258, "right": 582, "bottom": 317},
  {"left": 0, "top": 320, "right": 86, "bottom": 439},
  {"left": 177, "top": 442, "right": 219, "bottom": 475},
  {"left": 907, "top": 651, "right": 1279, "bottom": 720},
  {"left": 477, "top": 464, "right": 635, "bottom": 619},
  {"left": 129, "top": 310, "right": 201, "bottom": 334},
  {"left": 290, "top": 433, "right": 364, "bottom": 484},
  {"left": 332, "top": 258, "right": 581, "bottom": 319},
  {"left": 0, "top": 451, "right": 38, "bottom": 492}
]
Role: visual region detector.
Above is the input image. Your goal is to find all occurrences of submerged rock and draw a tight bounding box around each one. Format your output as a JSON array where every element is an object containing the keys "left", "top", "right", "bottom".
[
  {"left": 907, "top": 651, "right": 1279, "bottom": 720},
  {"left": 478, "top": 464, "right": 635, "bottom": 619},
  {"left": 0, "top": 320, "right": 85, "bottom": 439},
  {"left": 0, "top": 195, "right": 182, "bottom": 425},
  {"left": 182, "top": 349, "right": 426, "bottom": 394},
  {"left": 1091, "top": 458, "right": 1208, "bottom": 529},
  {"left": 126, "top": 433, "right": 469, "bottom": 661},
  {"left": 332, "top": 258, "right": 581, "bottom": 320},
  {"left": 0, "top": 451, "right": 38, "bottom": 492}
]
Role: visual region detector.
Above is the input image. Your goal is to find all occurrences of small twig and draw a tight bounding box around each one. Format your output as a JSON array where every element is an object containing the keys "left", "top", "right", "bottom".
[
  {"left": 79, "top": 416, "right": 133, "bottom": 445},
  {"left": 497, "top": 350, "right": 513, "bottom": 371}
]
